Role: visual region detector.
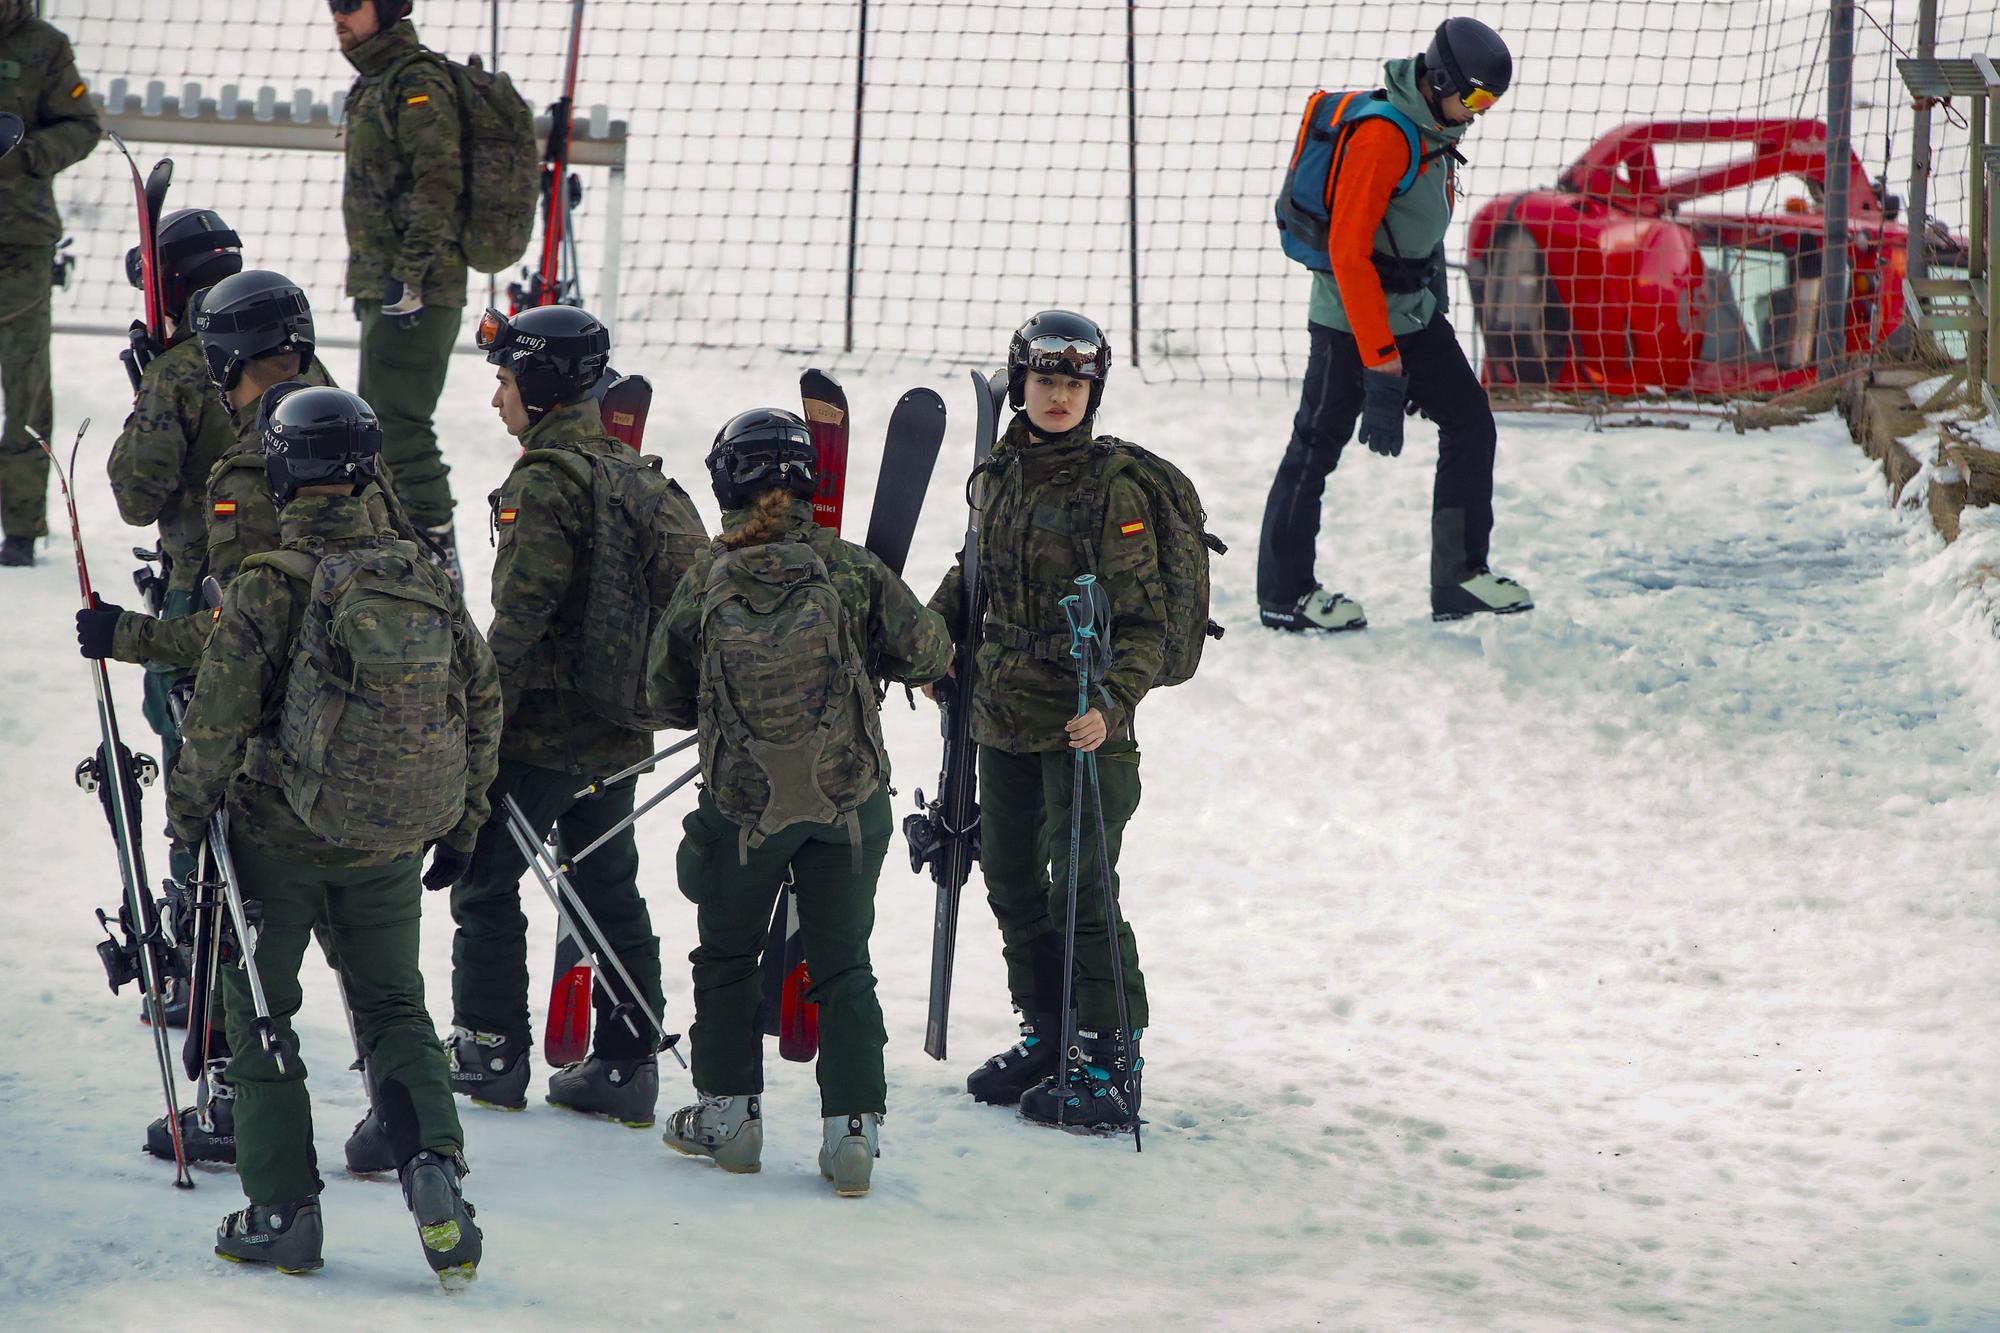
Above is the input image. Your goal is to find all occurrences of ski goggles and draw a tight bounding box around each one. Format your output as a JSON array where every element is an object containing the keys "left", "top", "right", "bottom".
[
  {"left": 476, "top": 306, "right": 536, "bottom": 358},
  {"left": 326, "top": 1, "right": 371, "bottom": 15},
  {"left": 1020, "top": 334, "right": 1106, "bottom": 378},
  {"left": 1460, "top": 85, "right": 1501, "bottom": 114}
]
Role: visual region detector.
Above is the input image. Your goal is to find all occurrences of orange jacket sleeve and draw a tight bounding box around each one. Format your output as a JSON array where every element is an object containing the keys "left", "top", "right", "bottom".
[{"left": 1327, "top": 118, "right": 1413, "bottom": 368}]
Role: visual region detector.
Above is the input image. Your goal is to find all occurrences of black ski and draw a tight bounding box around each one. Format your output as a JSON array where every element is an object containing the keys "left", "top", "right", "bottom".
[
  {"left": 862, "top": 388, "right": 947, "bottom": 577},
  {"left": 907, "top": 369, "right": 1005, "bottom": 1061}
]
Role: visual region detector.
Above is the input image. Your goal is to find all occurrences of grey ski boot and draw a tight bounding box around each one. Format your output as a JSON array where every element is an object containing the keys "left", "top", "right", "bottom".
[
  {"left": 663, "top": 1092, "right": 762, "bottom": 1174},
  {"left": 546, "top": 1054, "right": 659, "bottom": 1128},
  {"left": 214, "top": 1197, "right": 324, "bottom": 1275},
  {"left": 399, "top": 1149, "right": 481, "bottom": 1287},
  {"left": 444, "top": 1027, "right": 530, "bottom": 1111},
  {"left": 818, "top": 1113, "right": 881, "bottom": 1198}
]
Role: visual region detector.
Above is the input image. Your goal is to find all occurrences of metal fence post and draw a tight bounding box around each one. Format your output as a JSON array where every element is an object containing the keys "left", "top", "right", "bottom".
[
  {"left": 1818, "top": 0, "right": 1856, "bottom": 377},
  {"left": 1125, "top": 0, "right": 1142, "bottom": 372},
  {"left": 1907, "top": 0, "right": 1935, "bottom": 291},
  {"left": 844, "top": 0, "right": 868, "bottom": 354}
]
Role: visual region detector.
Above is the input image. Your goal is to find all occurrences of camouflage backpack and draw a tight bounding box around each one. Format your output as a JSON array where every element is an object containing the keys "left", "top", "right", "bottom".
[
  {"left": 1071, "top": 441, "right": 1227, "bottom": 687},
  {"left": 378, "top": 49, "right": 538, "bottom": 274},
  {"left": 695, "top": 537, "right": 887, "bottom": 866},
  {"left": 244, "top": 538, "right": 468, "bottom": 852},
  {"left": 515, "top": 446, "right": 707, "bottom": 731}
]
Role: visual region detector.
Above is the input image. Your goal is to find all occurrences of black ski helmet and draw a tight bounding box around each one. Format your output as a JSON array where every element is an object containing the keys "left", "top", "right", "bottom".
[
  {"left": 479, "top": 304, "right": 612, "bottom": 424},
  {"left": 1006, "top": 309, "right": 1112, "bottom": 418},
  {"left": 1422, "top": 18, "right": 1512, "bottom": 108},
  {"left": 326, "top": 0, "right": 412, "bottom": 26},
  {"left": 128, "top": 208, "right": 243, "bottom": 325},
  {"left": 706, "top": 408, "right": 816, "bottom": 511},
  {"left": 192, "top": 269, "right": 314, "bottom": 394},
  {"left": 261, "top": 384, "right": 383, "bottom": 508}
]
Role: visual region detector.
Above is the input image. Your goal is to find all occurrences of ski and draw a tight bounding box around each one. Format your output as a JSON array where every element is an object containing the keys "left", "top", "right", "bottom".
[
  {"left": 510, "top": 0, "right": 586, "bottom": 310},
  {"left": 908, "top": 368, "right": 1006, "bottom": 1061},
  {"left": 862, "top": 388, "right": 947, "bottom": 577},
  {"left": 109, "top": 133, "right": 172, "bottom": 391},
  {"left": 802, "top": 368, "right": 848, "bottom": 530},
  {"left": 545, "top": 890, "right": 593, "bottom": 1067},
  {"left": 594, "top": 371, "right": 651, "bottom": 451},
  {"left": 37, "top": 420, "right": 193, "bottom": 1185}
]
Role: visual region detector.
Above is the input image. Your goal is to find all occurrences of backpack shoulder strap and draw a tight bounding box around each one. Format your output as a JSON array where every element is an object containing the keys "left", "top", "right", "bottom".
[
  {"left": 516, "top": 446, "right": 597, "bottom": 493},
  {"left": 240, "top": 549, "right": 318, "bottom": 584},
  {"left": 1340, "top": 93, "right": 1424, "bottom": 197}
]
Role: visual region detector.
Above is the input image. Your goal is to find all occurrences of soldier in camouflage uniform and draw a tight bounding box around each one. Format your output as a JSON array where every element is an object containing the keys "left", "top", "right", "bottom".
[
  {"left": 928, "top": 310, "right": 1164, "bottom": 1132},
  {"left": 647, "top": 408, "right": 949, "bottom": 1197},
  {"left": 167, "top": 385, "right": 497, "bottom": 1280},
  {"left": 0, "top": 0, "right": 98, "bottom": 566},
  {"left": 334, "top": 0, "right": 466, "bottom": 566},
  {"left": 445, "top": 305, "right": 706, "bottom": 1126}
]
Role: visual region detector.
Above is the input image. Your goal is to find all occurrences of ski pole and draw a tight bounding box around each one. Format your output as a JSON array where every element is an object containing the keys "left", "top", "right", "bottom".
[
  {"left": 560, "top": 760, "right": 701, "bottom": 872},
  {"left": 502, "top": 795, "right": 688, "bottom": 1068},
  {"left": 572, "top": 733, "right": 697, "bottom": 801},
  {"left": 1084, "top": 751, "right": 1142, "bottom": 1156},
  {"left": 206, "top": 811, "right": 286, "bottom": 1074},
  {"left": 1053, "top": 583, "right": 1103, "bottom": 1131}
]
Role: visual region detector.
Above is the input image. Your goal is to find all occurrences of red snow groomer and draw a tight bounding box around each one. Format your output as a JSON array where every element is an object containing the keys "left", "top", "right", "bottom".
[{"left": 1467, "top": 118, "right": 1959, "bottom": 397}]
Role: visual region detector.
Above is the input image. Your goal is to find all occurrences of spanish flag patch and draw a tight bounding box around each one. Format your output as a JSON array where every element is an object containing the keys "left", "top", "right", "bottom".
[
  {"left": 70, "top": 82, "right": 87, "bottom": 100},
  {"left": 497, "top": 507, "right": 518, "bottom": 525},
  {"left": 407, "top": 93, "right": 430, "bottom": 107},
  {"left": 1119, "top": 519, "right": 1146, "bottom": 537},
  {"left": 212, "top": 500, "right": 237, "bottom": 517}
]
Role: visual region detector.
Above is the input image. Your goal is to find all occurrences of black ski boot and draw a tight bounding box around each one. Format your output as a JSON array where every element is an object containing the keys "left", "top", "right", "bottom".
[
  {"left": 419, "top": 521, "right": 463, "bottom": 585},
  {"left": 214, "top": 1197, "right": 324, "bottom": 1274},
  {"left": 148, "top": 1061, "right": 236, "bottom": 1164},
  {"left": 399, "top": 1149, "right": 481, "bottom": 1287},
  {"left": 1018, "top": 1027, "right": 1144, "bottom": 1132},
  {"left": 444, "top": 1027, "right": 530, "bottom": 1110},
  {"left": 546, "top": 1053, "right": 659, "bottom": 1127},
  {"left": 343, "top": 1104, "right": 395, "bottom": 1175},
  {"left": 965, "top": 1011, "right": 1061, "bottom": 1106},
  {"left": 139, "top": 974, "right": 190, "bottom": 1028},
  {"left": 0, "top": 535, "right": 34, "bottom": 567}
]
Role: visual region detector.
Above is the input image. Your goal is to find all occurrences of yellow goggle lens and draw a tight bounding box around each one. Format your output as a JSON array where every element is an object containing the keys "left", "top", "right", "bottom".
[{"left": 1462, "top": 86, "right": 1500, "bottom": 113}]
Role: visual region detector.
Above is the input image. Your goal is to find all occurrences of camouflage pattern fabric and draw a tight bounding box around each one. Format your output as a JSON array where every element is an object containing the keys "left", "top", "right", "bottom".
[
  {"left": 486, "top": 399, "right": 707, "bottom": 777},
  {"left": 108, "top": 334, "right": 238, "bottom": 594},
  {"left": 648, "top": 498, "right": 950, "bottom": 820},
  {"left": 0, "top": 241, "right": 50, "bottom": 538},
  {"left": 168, "top": 492, "right": 502, "bottom": 867},
  {"left": 0, "top": 9, "right": 100, "bottom": 249},
  {"left": 341, "top": 19, "right": 467, "bottom": 307},
  {"left": 927, "top": 415, "right": 1167, "bottom": 753}
]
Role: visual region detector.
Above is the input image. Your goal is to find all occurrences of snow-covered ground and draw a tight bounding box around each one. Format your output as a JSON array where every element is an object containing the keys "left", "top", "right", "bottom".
[{"left": 1, "top": 334, "right": 1997, "bottom": 1331}]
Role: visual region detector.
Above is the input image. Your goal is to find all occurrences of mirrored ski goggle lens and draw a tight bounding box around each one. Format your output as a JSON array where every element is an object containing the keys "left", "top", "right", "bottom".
[
  {"left": 1023, "top": 335, "right": 1103, "bottom": 377},
  {"left": 1461, "top": 86, "right": 1500, "bottom": 113},
  {"left": 327, "top": 1, "right": 369, "bottom": 15},
  {"left": 475, "top": 307, "right": 511, "bottom": 351}
]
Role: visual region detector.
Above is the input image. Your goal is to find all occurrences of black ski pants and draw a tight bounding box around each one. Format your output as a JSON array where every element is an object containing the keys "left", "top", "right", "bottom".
[{"left": 1257, "top": 314, "right": 1497, "bottom": 604}]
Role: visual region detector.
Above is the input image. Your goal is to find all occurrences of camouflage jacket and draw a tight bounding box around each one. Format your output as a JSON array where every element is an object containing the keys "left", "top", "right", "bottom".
[
  {"left": 341, "top": 20, "right": 466, "bottom": 306},
  {"left": 487, "top": 399, "right": 708, "bottom": 777},
  {"left": 927, "top": 415, "right": 1167, "bottom": 753},
  {"left": 0, "top": 10, "right": 98, "bottom": 248},
  {"left": 646, "top": 499, "right": 951, "bottom": 769},
  {"left": 167, "top": 493, "right": 502, "bottom": 865},
  {"left": 108, "top": 334, "right": 237, "bottom": 596}
]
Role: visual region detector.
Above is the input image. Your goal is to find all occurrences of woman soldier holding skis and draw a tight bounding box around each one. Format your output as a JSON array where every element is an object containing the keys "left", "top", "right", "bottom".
[
  {"left": 645, "top": 408, "right": 949, "bottom": 1197},
  {"left": 928, "top": 310, "right": 1166, "bottom": 1134}
]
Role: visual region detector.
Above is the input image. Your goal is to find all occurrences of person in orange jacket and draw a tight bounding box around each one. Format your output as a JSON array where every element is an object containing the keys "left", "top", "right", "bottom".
[{"left": 1258, "top": 18, "right": 1534, "bottom": 629}]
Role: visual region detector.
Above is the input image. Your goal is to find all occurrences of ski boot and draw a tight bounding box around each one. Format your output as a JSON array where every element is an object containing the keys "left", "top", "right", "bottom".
[
  {"left": 546, "top": 1053, "right": 659, "bottom": 1127},
  {"left": 343, "top": 1104, "right": 396, "bottom": 1176},
  {"left": 399, "top": 1149, "right": 481, "bottom": 1287},
  {"left": 138, "top": 974, "right": 190, "bottom": 1028},
  {"left": 148, "top": 1061, "right": 236, "bottom": 1164},
  {"left": 965, "top": 1011, "right": 1061, "bottom": 1106},
  {"left": 1431, "top": 569, "right": 1533, "bottom": 621},
  {"left": 1260, "top": 586, "right": 1366, "bottom": 633},
  {"left": 419, "top": 522, "right": 463, "bottom": 585},
  {"left": 1019, "top": 1027, "right": 1144, "bottom": 1133},
  {"left": 214, "top": 1197, "right": 324, "bottom": 1275},
  {"left": 818, "top": 1113, "right": 881, "bottom": 1198},
  {"left": 663, "top": 1092, "right": 762, "bottom": 1174},
  {"left": 444, "top": 1027, "right": 530, "bottom": 1110},
  {"left": 0, "top": 535, "right": 34, "bottom": 567}
]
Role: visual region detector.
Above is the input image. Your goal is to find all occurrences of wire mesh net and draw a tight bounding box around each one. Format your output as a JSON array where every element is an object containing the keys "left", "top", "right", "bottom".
[{"left": 40, "top": 0, "right": 2000, "bottom": 394}]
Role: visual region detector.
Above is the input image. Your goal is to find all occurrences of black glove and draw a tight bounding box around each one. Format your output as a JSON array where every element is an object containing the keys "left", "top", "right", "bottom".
[
  {"left": 422, "top": 841, "right": 472, "bottom": 891},
  {"left": 1358, "top": 368, "right": 1408, "bottom": 458},
  {"left": 76, "top": 596, "right": 126, "bottom": 660},
  {"left": 380, "top": 279, "right": 426, "bottom": 330}
]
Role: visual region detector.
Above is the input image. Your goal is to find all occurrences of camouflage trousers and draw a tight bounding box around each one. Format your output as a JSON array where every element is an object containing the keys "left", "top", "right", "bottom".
[
  {"left": 675, "top": 787, "right": 891, "bottom": 1117},
  {"left": 0, "top": 244, "right": 53, "bottom": 539},
  {"left": 978, "top": 742, "right": 1150, "bottom": 1030},
  {"left": 355, "top": 298, "right": 461, "bottom": 529},
  {"left": 223, "top": 838, "right": 462, "bottom": 1204}
]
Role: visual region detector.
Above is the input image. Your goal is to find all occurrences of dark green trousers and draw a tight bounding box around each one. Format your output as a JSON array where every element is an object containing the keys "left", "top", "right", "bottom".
[
  {"left": 450, "top": 758, "right": 664, "bottom": 1059},
  {"left": 675, "top": 787, "right": 891, "bottom": 1116},
  {"left": 0, "top": 244, "right": 53, "bottom": 539},
  {"left": 354, "top": 299, "right": 460, "bottom": 528},
  {"left": 223, "top": 838, "right": 462, "bottom": 1205},
  {"left": 142, "top": 589, "right": 197, "bottom": 886},
  {"left": 978, "top": 743, "right": 1149, "bottom": 1029}
]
